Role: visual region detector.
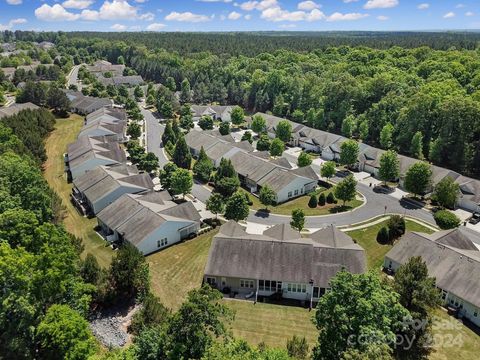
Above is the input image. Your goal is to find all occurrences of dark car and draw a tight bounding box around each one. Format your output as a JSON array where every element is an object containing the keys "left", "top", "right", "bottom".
[{"left": 469, "top": 213, "right": 480, "bottom": 225}]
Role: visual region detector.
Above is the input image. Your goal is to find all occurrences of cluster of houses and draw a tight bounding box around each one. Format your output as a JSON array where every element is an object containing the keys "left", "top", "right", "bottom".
[
  {"left": 191, "top": 105, "right": 233, "bottom": 122},
  {"left": 251, "top": 112, "right": 480, "bottom": 213},
  {"left": 0, "top": 102, "right": 38, "bottom": 119},
  {"left": 86, "top": 60, "right": 144, "bottom": 88},
  {"left": 65, "top": 106, "right": 201, "bottom": 255},
  {"left": 185, "top": 129, "right": 319, "bottom": 204},
  {"left": 64, "top": 90, "right": 114, "bottom": 115}
]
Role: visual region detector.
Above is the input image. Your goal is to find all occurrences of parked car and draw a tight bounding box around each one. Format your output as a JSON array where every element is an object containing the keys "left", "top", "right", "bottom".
[{"left": 469, "top": 212, "right": 480, "bottom": 225}]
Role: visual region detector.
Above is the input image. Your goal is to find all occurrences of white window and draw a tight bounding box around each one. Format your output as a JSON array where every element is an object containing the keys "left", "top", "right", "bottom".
[
  {"left": 240, "top": 279, "right": 254, "bottom": 288},
  {"left": 288, "top": 191, "right": 292, "bottom": 198},
  {"left": 287, "top": 283, "right": 307, "bottom": 293},
  {"left": 158, "top": 238, "right": 168, "bottom": 247},
  {"left": 294, "top": 189, "right": 299, "bottom": 196}
]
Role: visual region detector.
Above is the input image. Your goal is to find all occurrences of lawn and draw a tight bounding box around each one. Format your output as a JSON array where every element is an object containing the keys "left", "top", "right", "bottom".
[
  {"left": 346, "top": 219, "right": 435, "bottom": 271},
  {"left": 43, "top": 115, "right": 114, "bottom": 267},
  {"left": 241, "top": 187, "right": 364, "bottom": 216}
]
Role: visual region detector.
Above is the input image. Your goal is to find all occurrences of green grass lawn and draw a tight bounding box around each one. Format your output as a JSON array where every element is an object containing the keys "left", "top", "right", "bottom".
[
  {"left": 241, "top": 187, "right": 364, "bottom": 216},
  {"left": 43, "top": 115, "right": 114, "bottom": 267},
  {"left": 346, "top": 220, "right": 435, "bottom": 271}
]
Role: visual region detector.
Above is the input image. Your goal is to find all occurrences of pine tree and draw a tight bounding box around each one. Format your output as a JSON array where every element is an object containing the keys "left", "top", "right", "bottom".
[{"left": 172, "top": 135, "right": 192, "bottom": 169}]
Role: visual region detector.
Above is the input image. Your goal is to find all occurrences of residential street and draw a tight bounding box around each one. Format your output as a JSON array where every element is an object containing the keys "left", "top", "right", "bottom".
[
  {"left": 142, "top": 108, "right": 169, "bottom": 168},
  {"left": 67, "top": 64, "right": 81, "bottom": 89}
]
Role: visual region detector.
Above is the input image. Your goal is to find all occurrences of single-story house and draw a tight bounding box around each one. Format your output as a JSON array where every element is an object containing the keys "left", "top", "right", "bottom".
[
  {"left": 85, "top": 107, "right": 127, "bottom": 125},
  {"left": 205, "top": 221, "right": 366, "bottom": 305},
  {"left": 0, "top": 102, "right": 39, "bottom": 119},
  {"left": 384, "top": 227, "right": 480, "bottom": 327},
  {"left": 78, "top": 118, "right": 126, "bottom": 142},
  {"left": 86, "top": 61, "right": 125, "bottom": 77},
  {"left": 97, "top": 191, "right": 201, "bottom": 255},
  {"left": 455, "top": 176, "right": 480, "bottom": 213},
  {"left": 97, "top": 75, "right": 144, "bottom": 87},
  {"left": 191, "top": 105, "right": 232, "bottom": 122},
  {"left": 64, "top": 90, "right": 113, "bottom": 115},
  {"left": 65, "top": 135, "right": 126, "bottom": 181},
  {"left": 71, "top": 164, "right": 154, "bottom": 215}
]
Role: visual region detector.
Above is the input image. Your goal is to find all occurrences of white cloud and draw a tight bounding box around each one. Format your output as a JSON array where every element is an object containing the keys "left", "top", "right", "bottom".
[
  {"left": 261, "top": 6, "right": 325, "bottom": 22},
  {"left": 239, "top": 0, "right": 278, "bottom": 11},
  {"left": 76, "top": 0, "right": 152, "bottom": 21},
  {"left": 165, "top": 11, "right": 211, "bottom": 22},
  {"left": 228, "top": 11, "right": 242, "bottom": 20},
  {"left": 363, "top": 0, "right": 398, "bottom": 9},
  {"left": 0, "top": 17, "right": 27, "bottom": 30},
  {"left": 377, "top": 15, "right": 388, "bottom": 20},
  {"left": 62, "top": 0, "right": 94, "bottom": 9},
  {"left": 146, "top": 22, "right": 166, "bottom": 30},
  {"left": 279, "top": 24, "right": 297, "bottom": 28},
  {"left": 244, "top": 14, "right": 252, "bottom": 19},
  {"left": 417, "top": 3, "right": 429, "bottom": 10},
  {"left": 6, "top": 0, "right": 22, "bottom": 5},
  {"left": 297, "top": 1, "right": 319, "bottom": 11},
  {"left": 465, "top": 11, "right": 474, "bottom": 17},
  {"left": 443, "top": 12, "right": 455, "bottom": 18},
  {"left": 80, "top": 9, "right": 99, "bottom": 20},
  {"left": 139, "top": 12, "right": 155, "bottom": 21},
  {"left": 327, "top": 12, "right": 369, "bottom": 21},
  {"left": 110, "top": 23, "right": 126, "bottom": 30},
  {"left": 456, "top": 3, "right": 465, "bottom": 8},
  {"left": 35, "top": 4, "right": 80, "bottom": 21}
]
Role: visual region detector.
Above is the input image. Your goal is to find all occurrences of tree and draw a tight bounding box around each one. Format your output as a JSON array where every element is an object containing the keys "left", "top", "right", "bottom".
[
  {"left": 165, "top": 76, "right": 176, "bottom": 92},
  {"left": 318, "top": 192, "right": 326, "bottom": 206},
  {"left": 37, "top": 304, "right": 97, "bottom": 360},
  {"left": 297, "top": 152, "right": 312, "bottom": 167},
  {"left": 216, "top": 177, "right": 240, "bottom": 198},
  {"left": 434, "top": 210, "right": 461, "bottom": 229},
  {"left": 287, "top": 335, "right": 309, "bottom": 360},
  {"left": 206, "top": 193, "right": 225, "bottom": 219},
  {"left": 387, "top": 215, "right": 405, "bottom": 241},
  {"left": 172, "top": 135, "right": 192, "bottom": 169},
  {"left": 205, "top": 339, "right": 291, "bottom": 359},
  {"left": 308, "top": 194, "right": 318, "bottom": 208},
  {"left": 134, "top": 85, "right": 144, "bottom": 100},
  {"left": 251, "top": 114, "right": 266, "bottom": 133},
  {"left": 159, "top": 162, "right": 177, "bottom": 190},
  {"left": 193, "top": 147, "right": 214, "bottom": 183},
  {"left": 134, "top": 325, "right": 168, "bottom": 360},
  {"left": 110, "top": 242, "right": 150, "bottom": 299},
  {"left": 129, "top": 294, "right": 170, "bottom": 335},
  {"left": 170, "top": 168, "right": 193, "bottom": 198},
  {"left": 127, "top": 122, "right": 141, "bottom": 139},
  {"left": 241, "top": 131, "right": 253, "bottom": 144},
  {"left": 404, "top": 162, "right": 432, "bottom": 197},
  {"left": 341, "top": 114, "right": 356, "bottom": 138},
  {"left": 167, "top": 285, "right": 234, "bottom": 360},
  {"left": 320, "top": 161, "right": 336, "bottom": 181},
  {"left": 139, "top": 152, "right": 159, "bottom": 173},
  {"left": 410, "top": 131, "right": 424, "bottom": 160},
  {"left": 80, "top": 253, "right": 101, "bottom": 285},
  {"left": 180, "top": 78, "right": 191, "bottom": 103},
  {"left": 162, "top": 120, "right": 176, "bottom": 146},
  {"left": 433, "top": 177, "right": 460, "bottom": 209},
  {"left": 378, "top": 150, "right": 399, "bottom": 185},
  {"left": 393, "top": 257, "right": 441, "bottom": 359},
  {"left": 275, "top": 120, "right": 292, "bottom": 142},
  {"left": 230, "top": 106, "right": 245, "bottom": 125},
  {"left": 259, "top": 185, "right": 276, "bottom": 210},
  {"left": 376, "top": 226, "right": 390, "bottom": 244},
  {"left": 198, "top": 115, "right": 214, "bottom": 130},
  {"left": 46, "top": 86, "right": 71, "bottom": 116},
  {"left": 256, "top": 134, "right": 271, "bottom": 151},
  {"left": 270, "top": 138, "right": 285, "bottom": 157},
  {"left": 290, "top": 209, "right": 305, "bottom": 232},
  {"left": 219, "top": 122, "right": 230, "bottom": 135},
  {"left": 326, "top": 192, "right": 336, "bottom": 204},
  {"left": 334, "top": 175, "right": 357, "bottom": 206},
  {"left": 380, "top": 122, "right": 394, "bottom": 149},
  {"left": 313, "top": 271, "right": 410, "bottom": 360},
  {"left": 339, "top": 140, "right": 359, "bottom": 169},
  {"left": 224, "top": 191, "right": 250, "bottom": 221},
  {"left": 180, "top": 113, "right": 194, "bottom": 130}
]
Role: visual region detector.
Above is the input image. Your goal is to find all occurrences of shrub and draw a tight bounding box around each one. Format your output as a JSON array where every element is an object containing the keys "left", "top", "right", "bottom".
[
  {"left": 244, "top": 192, "right": 253, "bottom": 206},
  {"left": 434, "top": 210, "right": 461, "bottom": 230},
  {"left": 387, "top": 215, "right": 406, "bottom": 241},
  {"left": 308, "top": 194, "right": 318, "bottom": 208},
  {"left": 326, "top": 192, "right": 335, "bottom": 204},
  {"left": 318, "top": 193, "right": 326, "bottom": 206},
  {"left": 377, "top": 227, "right": 390, "bottom": 244}
]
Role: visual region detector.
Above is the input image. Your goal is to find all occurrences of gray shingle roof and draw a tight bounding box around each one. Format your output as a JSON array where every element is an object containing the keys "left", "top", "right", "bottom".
[
  {"left": 0, "top": 103, "right": 39, "bottom": 119},
  {"left": 205, "top": 221, "right": 366, "bottom": 287},
  {"left": 385, "top": 227, "right": 480, "bottom": 308}
]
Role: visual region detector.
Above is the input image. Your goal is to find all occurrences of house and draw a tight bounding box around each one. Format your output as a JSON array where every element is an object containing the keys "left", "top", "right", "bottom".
[
  {"left": 65, "top": 135, "right": 126, "bottom": 181},
  {"left": 384, "top": 227, "right": 480, "bottom": 327},
  {"left": 0, "top": 102, "right": 39, "bottom": 119},
  {"left": 37, "top": 41, "right": 55, "bottom": 50},
  {"left": 64, "top": 90, "right": 113, "bottom": 115},
  {"left": 85, "top": 107, "right": 127, "bottom": 125},
  {"left": 205, "top": 221, "right": 366, "bottom": 305},
  {"left": 78, "top": 120, "right": 126, "bottom": 142},
  {"left": 86, "top": 61, "right": 125, "bottom": 77},
  {"left": 71, "top": 164, "right": 154, "bottom": 215},
  {"left": 191, "top": 105, "right": 232, "bottom": 122},
  {"left": 455, "top": 176, "right": 480, "bottom": 213},
  {"left": 97, "top": 75, "right": 144, "bottom": 87},
  {"left": 97, "top": 191, "right": 201, "bottom": 255}
]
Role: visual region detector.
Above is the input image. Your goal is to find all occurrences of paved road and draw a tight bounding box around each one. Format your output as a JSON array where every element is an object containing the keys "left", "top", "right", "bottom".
[
  {"left": 142, "top": 108, "right": 169, "bottom": 168},
  {"left": 67, "top": 64, "right": 81, "bottom": 89}
]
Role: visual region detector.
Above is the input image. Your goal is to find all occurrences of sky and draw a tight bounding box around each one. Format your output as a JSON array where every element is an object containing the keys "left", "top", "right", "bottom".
[{"left": 1, "top": 0, "right": 480, "bottom": 33}]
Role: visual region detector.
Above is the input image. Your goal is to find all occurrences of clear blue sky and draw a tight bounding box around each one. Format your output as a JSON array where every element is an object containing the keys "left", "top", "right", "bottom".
[{"left": 0, "top": 0, "right": 479, "bottom": 33}]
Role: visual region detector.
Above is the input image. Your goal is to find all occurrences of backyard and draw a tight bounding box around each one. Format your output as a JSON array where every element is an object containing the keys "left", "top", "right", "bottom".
[{"left": 241, "top": 187, "right": 364, "bottom": 216}]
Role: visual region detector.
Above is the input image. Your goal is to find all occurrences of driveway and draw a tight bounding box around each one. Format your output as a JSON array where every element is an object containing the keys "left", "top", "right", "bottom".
[{"left": 142, "top": 108, "right": 169, "bottom": 168}]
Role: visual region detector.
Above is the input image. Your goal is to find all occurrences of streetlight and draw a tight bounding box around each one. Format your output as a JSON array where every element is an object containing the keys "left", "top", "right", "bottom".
[{"left": 309, "top": 279, "right": 314, "bottom": 311}]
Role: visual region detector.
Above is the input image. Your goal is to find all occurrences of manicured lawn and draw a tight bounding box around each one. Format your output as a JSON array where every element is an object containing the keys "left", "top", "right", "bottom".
[
  {"left": 346, "top": 219, "right": 435, "bottom": 271},
  {"left": 43, "top": 115, "right": 114, "bottom": 267},
  {"left": 241, "top": 187, "right": 364, "bottom": 216},
  {"left": 147, "top": 229, "right": 217, "bottom": 310},
  {"left": 225, "top": 300, "right": 317, "bottom": 349}
]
